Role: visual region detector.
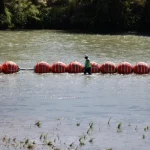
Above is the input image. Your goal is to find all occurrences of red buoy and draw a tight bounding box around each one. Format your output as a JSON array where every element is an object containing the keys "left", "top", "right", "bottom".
[
  {"left": 0, "top": 64, "right": 2, "bottom": 73},
  {"left": 101, "top": 61, "right": 116, "bottom": 73},
  {"left": 34, "top": 61, "right": 51, "bottom": 73},
  {"left": 51, "top": 62, "right": 67, "bottom": 73},
  {"left": 91, "top": 62, "right": 101, "bottom": 73},
  {"left": 117, "top": 62, "right": 133, "bottom": 74},
  {"left": 67, "top": 61, "right": 84, "bottom": 73},
  {"left": 133, "top": 62, "right": 149, "bottom": 74},
  {"left": 2, "top": 61, "right": 19, "bottom": 74}
]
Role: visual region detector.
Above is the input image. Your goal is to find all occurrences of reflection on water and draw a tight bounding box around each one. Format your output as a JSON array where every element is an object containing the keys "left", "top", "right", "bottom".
[{"left": 0, "top": 31, "right": 150, "bottom": 149}]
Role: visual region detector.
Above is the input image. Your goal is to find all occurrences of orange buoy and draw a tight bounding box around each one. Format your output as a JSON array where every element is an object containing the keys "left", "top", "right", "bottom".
[
  {"left": 51, "top": 62, "right": 67, "bottom": 73},
  {"left": 101, "top": 61, "right": 116, "bottom": 73},
  {"left": 0, "top": 64, "right": 2, "bottom": 73},
  {"left": 91, "top": 62, "right": 101, "bottom": 73},
  {"left": 67, "top": 61, "right": 84, "bottom": 73},
  {"left": 34, "top": 61, "right": 51, "bottom": 73},
  {"left": 2, "top": 61, "right": 19, "bottom": 74},
  {"left": 133, "top": 62, "right": 149, "bottom": 74},
  {"left": 117, "top": 62, "right": 133, "bottom": 74}
]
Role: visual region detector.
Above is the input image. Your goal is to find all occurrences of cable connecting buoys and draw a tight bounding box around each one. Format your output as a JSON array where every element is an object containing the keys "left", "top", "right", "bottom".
[
  {"left": 101, "top": 61, "right": 117, "bottom": 73},
  {"left": 34, "top": 61, "right": 51, "bottom": 73},
  {"left": 67, "top": 61, "right": 84, "bottom": 73},
  {"left": 51, "top": 62, "right": 67, "bottom": 73},
  {"left": 0, "top": 64, "right": 2, "bottom": 73},
  {"left": 91, "top": 62, "right": 101, "bottom": 73},
  {"left": 133, "top": 62, "right": 149, "bottom": 74},
  {"left": 117, "top": 62, "right": 133, "bottom": 74},
  {"left": 2, "top": 61, "right": 19, "bottom": 74}
]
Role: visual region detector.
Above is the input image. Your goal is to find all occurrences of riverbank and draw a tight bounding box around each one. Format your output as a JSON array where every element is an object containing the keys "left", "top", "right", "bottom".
[{"left": 0, "top": 0, "right": 150, "bottom": 34}]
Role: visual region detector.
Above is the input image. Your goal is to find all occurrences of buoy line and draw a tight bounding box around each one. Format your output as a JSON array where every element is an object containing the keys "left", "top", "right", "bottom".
[{"left": 0, "top": 61, "right": 150, "bottom": 74}]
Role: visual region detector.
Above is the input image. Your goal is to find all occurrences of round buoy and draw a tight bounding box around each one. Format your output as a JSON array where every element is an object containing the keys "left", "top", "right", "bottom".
[
  {"left": 133, "top": 62, "right": 149, "bottom": 74},
  {"left": 0, "top": 64, "right": 2, "bottom": 73},
  {"left": 34, "top": 61, "right": 51, "bottom": 73},
  {"left": 91, "top": 62, "right": 101, "bottom": 73},
  {"left": 117, "top": 62, "right": 133, "bottom": 74},
  {"left": 51, "top": 62, "right": 67, "bottom": 73},
  {"left": 67, "top": 61, "right": 84, "bottom": 73},
  {"left": 101, "top": 61, "right": 116, "bottom": 73},
  {"left": 2, "top": 61, "right": 19, "bottom": 74}
]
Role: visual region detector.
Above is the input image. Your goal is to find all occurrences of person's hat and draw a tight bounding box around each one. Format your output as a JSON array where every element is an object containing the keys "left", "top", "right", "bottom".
[{"left": 85, "top": 54, "right": 88, "bottom": 58}]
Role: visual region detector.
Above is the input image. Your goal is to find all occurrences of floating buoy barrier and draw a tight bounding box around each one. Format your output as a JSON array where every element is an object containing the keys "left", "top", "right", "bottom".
[
  {"left": 0, "top": 64, "right": 2, "bottom": 73},
  {"left": 91, "top": 62, "right": 101, "bottom": 73},
  {"left": 34, "top": 61, "right": 51, "bottom": 73},
  {"left": 117, "top": 62, "right": 133, "bottom": 74},
  {"left": 2, "top": 61, "right": 19, "bottom": 74},
  {"left": 67, "top": 61, "right": 84, "bottom": 73},
  {"left": 133, "top": 62, "right": 149, "bottom": 74},
  {"left": 101, "top": 61, "right": 117, "bottom": 74},
  {"left": 51, "top": 62, "right": 67, "bottom": 73},
  {"left": 1, "top": 60, "right": 150, "bottom": 75}
]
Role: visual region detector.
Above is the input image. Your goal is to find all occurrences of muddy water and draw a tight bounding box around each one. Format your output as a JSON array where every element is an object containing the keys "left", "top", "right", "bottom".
[{"left": 0, "top": 30, "right": 150, "bottom": 150}]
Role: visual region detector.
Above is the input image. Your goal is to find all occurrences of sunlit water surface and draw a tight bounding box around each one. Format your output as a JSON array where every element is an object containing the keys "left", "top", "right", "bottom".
[{"left": 0, "top": 30, "right": 150, "bottom": 150}]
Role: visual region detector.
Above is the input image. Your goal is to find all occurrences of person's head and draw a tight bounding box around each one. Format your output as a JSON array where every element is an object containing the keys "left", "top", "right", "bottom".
[{"left": 85, "top": 54, "right": 88, "bottom": 59}]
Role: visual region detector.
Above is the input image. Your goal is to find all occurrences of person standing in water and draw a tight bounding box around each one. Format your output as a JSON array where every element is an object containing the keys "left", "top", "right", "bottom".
[{"left": 84, "top": 54, "right": 91, "bottom": 75}]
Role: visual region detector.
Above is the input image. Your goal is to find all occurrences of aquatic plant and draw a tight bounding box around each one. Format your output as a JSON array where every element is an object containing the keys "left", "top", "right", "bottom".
[
  {"left": 108, "top": 117, "right": 112, "bottom": 125},
  {"left": 89, "top": 138, "right": 94, "bottom": 143},
  {"left": 2, "top": 136, "right": 6, "bottom": 142},
  {"left": 117, "top": 122, "right": 122, "bottom": 132},
  {"left": 47, "top": 141, "right": 53, "bottom": 146},
  {"left": 1, "top": 119, "right": 149, "bottom": 150},
  {"left": 25, "top": 139, "right": 29, "bottom": 145},
  {"left": 27, "top": 144, "right": 34, "bottom": 149},
  {"left": 35, "top": 121, "right": 41, "bottom": 128},
  {"left": 89, "top": 122, "right": 94, "bottom": 129},
  {"left": 69, "top": 142, "right": 74, "bottom": 147},
  {"left": 144, "top": 126, "right": 149, "bottom": 131},
  {"left": 40, "top": 133, "right": 43, "bottom": 140},
  {"left": 76, "top": 123, "right": 80, "bottom": 126},
  {"left": 79, "top": 141, "right": 85, "bottom": 146}
]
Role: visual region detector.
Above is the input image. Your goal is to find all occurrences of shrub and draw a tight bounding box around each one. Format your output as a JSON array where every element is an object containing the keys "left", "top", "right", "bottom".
[{"left": 7, "top": 0, "right": 40, "bottom": 29}]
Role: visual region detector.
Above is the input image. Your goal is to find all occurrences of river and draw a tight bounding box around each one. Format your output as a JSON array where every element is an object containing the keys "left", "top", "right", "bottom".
[{"left": 0, "top": 30, "right": 150, "bottom": 150}]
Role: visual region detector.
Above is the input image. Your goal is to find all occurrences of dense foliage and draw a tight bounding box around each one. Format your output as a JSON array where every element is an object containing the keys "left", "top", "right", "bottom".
[{"left": 0, "top": 0, "right": 150, "bottom": 33}]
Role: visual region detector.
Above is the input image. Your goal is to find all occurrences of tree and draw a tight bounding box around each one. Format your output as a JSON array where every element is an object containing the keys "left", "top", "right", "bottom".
[{"left": 0, "top": 0, "right": 5, "bottom": 14}]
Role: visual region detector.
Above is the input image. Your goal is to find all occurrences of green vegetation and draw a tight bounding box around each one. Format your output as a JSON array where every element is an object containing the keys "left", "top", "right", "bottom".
[
  {"left": 0, "top": 0, "right": 150, "bottom": 33},
  {"left": 0, "top": 118, "right": 149, "bottom": 149}
]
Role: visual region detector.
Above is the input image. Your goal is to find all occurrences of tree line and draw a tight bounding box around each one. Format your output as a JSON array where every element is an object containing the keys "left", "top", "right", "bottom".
[{"left": 0, "top": 0, "right": 150, "bottom": 33}]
